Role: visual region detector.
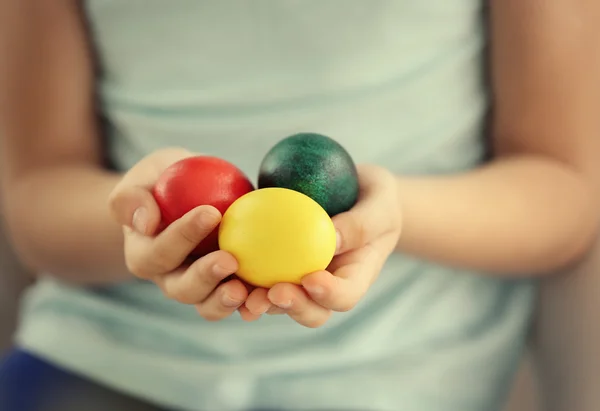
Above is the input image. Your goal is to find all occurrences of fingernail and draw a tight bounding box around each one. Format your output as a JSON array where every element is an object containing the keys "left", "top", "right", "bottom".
[
  {"left": 132, "top": 208, "right": 148, "bottom": 234},
  {"left": 213, "top": 264, "right": 235, "bottom": 277},
  {"left": 275, "top": 300, "right": 293, "bottom": 309},
  {"left": 221, "top": 293, "right": 242, "bottom": 308},
  {"left": 251, "top": 304, "right": 270, "bottom": 315},
  {"left": 305, "top": 285, "right": 324, "bottom": 297},
  {"left": 335, "top": 231, "right": 342, "bottom": 255},
  {"left": 260, "top": 306, "right": 273, "bottom": 315},
  {"left": 198, "top": 209, "right": 220, "bottom": 227}
]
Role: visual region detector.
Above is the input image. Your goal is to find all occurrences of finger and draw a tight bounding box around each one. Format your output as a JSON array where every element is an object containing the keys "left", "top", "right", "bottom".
[
  {"left": 332, "top": 165, "right": 396, "bottom": 255},
  {"left": 150, "top": 205, "right": 221, "bottom": 266},
  {"left": 332, "top": 200, "right": 388, "bottom": 256},
  {"left": 237, "top": 284, "right": 261, "bottom": 322},
  {"left": 108, "top": 148, "right": 194, "bottom": 234},
  {"left": 302, "top": 237, "right": 391, "bottom": 312},
  {"left": 125, "top": 205, "right": 221, "bottom": 277},
  {"left": 238, "top": 304, "right": 262, "bottom": 322},
  {"left": 109, "top": 185, "right": 162, "bottom": 236},
  {"left": 268, "top": 283, "right": 332, "bottom": 328},
  {"left": 155, "top": 250, "right": 238, "bottom": 304},
  {"left": 244, "top": 288, "right": 273, "bottom": 316},
  {"left": 196, "top": 279, "right": 248, "bottom": 322}
]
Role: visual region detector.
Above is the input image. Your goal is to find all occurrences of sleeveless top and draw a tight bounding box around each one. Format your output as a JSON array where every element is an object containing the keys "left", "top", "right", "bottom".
[{"left": 15, "top": 2, "right": 536, "bottom": 410}]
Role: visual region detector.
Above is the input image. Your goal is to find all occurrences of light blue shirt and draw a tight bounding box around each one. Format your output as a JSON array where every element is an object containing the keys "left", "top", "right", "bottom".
[{"left": 16, "top": 2, "right": 535, "bottom": 410}]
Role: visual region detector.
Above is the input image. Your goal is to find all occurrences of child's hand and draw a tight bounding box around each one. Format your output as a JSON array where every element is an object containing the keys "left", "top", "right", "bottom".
[
  {"left": 108, "top": 148, "right": 248, "bottom": 321},
  {"left": 244, "top": 165, "right": 402, "bottom": 328}
]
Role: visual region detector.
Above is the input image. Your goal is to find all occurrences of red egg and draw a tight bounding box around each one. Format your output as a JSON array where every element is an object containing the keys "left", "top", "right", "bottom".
[{"left": 152, "top": 156, "right": 254, "bottom": 257}]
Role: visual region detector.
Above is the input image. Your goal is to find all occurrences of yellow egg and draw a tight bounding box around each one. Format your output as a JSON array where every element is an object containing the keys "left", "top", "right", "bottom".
[{"left": 218, "top": 187, "right": 337, "bottom": 288}]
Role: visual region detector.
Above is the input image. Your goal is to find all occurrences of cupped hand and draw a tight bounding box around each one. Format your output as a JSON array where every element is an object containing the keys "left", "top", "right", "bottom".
[
  {"left": 243, "top": 164, "right": 402, "bottom": 328},
  {"left": 108, "top": 148, "right": 249, "bottom": 321}
]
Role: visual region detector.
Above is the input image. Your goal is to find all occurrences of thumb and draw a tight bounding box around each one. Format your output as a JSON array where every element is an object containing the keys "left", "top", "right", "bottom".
[
  {"left": 331, "top": 195, "right": 391, "bottom": 256},
  {"left": 108, "top": 184, "right": 161, "bottom": 236},
  {"left": 108, "top": 148, "right": 195, "bottom": 236},
  {"left": 331, "top": 208, "right": 370, "bottom": 256},
  {"left": 331, "top": 164, "right": 400, "bottom": 255}
]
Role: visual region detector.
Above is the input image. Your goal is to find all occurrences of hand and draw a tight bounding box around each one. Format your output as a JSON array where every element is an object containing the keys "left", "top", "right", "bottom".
[
  {"left": 108, "top": 148, "right": 249, "bottom": 321},
  {"left": 243, "top": 164, "right": 402, "bottom": 327}
]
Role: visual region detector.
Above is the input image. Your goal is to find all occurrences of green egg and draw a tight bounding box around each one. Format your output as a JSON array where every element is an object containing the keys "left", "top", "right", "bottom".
[{"left": 258, "top": 132, "right": 359, "bottom": 216}]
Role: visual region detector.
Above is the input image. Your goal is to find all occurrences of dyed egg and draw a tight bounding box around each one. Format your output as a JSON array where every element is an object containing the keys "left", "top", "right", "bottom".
[
  {"left": 218, "top": 187, "right": 336, "bottom": 288},
  {"left": 152, "top": 156, "right": 254, "bottom": 257},
  {"left": 258, "top": 132, "right": 359, "bottom": 216}
]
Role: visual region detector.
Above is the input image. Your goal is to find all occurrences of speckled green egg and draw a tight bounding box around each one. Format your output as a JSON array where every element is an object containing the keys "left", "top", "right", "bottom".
[{"left": 258, "top": 132, "right": 359, "bottom": 216}]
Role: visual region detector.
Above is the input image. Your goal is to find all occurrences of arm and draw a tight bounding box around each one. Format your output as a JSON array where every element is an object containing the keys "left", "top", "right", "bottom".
[
  {"left": 0, "top": 0, "right": 128, "bottom": 284},
  {"left": 395, "top": 0, "right": 600, "bottom": 275}
]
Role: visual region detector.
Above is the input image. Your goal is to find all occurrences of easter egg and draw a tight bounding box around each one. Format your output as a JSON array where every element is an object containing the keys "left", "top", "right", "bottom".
[
  {"left": 258, "top": 132, "right": 359, "bottom": 216},
  {"left": 152, "top": 156, "right": 254, "bottom": 257},
  {"left": 218, "top": 187, "right": 336, "bottom": 288}
]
